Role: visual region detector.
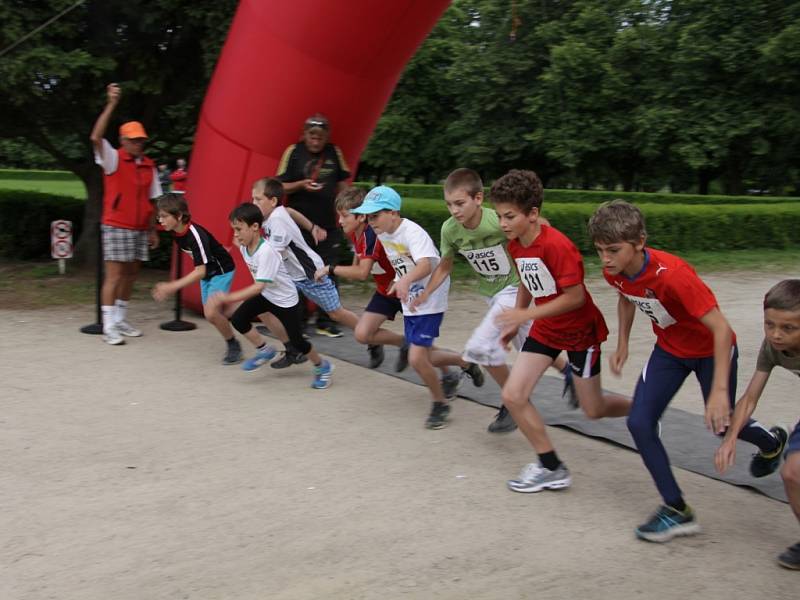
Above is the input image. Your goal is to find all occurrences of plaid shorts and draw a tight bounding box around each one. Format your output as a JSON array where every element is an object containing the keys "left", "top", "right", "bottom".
[
  {"left": 102, "top": 225, "right": 149, "bottom": 262},
  {"left": 294, "top": 276, "right": 341, "bottom": 313}
]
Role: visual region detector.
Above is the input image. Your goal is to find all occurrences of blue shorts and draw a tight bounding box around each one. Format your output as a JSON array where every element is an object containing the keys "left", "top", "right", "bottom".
[
  {"left": 201, "top": 270, "right": 235, "bottom": 305},
  {"left": 365, "top": 292, "right": 402, "bottom": 321},
  {"left": 403, "top": 313, "right": 443, "bottom": 347},
  {"left": 294, "top": 276, "right": 342, "bottom": 313},
  {"left": 787, "top": 420, "right": 800, "bottom": 456}
]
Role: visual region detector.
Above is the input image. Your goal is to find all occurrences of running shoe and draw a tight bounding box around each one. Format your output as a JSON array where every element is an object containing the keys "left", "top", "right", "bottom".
[
  {"left": 507, "top": 462, "right": 571, "bottom": 493},
  {"left": 425, "top": 401, "right": 450, "bottom": 430},
  {"left": 311, "top": 360, "right": 334, "bottom": 389},
  {"left": 635, "top": 505, "right": 700, "bottom": 542},
  {"left": 368, "top": 344, "right": 385, "bottom": 369},
  {"left": 749, "top": 425, "right": 789, "bottom": 478},
  {"left": 488, "top": 406, "right": 517, "bottom": 433},
  {"left": 241, "top": 345, "right": 277, "bottom": 371}
]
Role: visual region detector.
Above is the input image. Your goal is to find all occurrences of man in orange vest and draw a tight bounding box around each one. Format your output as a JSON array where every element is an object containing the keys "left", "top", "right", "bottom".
[{"left": 90, "top": 83, "right": 163, "bottom": 345}]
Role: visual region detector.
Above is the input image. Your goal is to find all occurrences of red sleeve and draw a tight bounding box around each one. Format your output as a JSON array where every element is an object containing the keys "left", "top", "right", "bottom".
[
  {"left": 545, "top": 232, "right": 583, "bottom": 289},
  {"left": 663, "top": 265, "right": 718, "bottom": 319}
]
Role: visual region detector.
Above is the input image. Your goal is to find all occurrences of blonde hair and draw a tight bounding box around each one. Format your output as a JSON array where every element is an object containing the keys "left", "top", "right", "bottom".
[{"left": 587, "top": 200, "right": 647, "bottom": 245}]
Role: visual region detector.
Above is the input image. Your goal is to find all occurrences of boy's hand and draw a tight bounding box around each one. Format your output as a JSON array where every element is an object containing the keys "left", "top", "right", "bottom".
[
  {"left": 152, "top": 282, "right": 173, "bottom": 302},
  {"left": 494, "top": 307, "right": 530, "bottom": 331},
  {"left": 148, "top": 230, "right": 160, "bottom": 249},
  {"left": 704, "top": 389, "right": 731, "bottom": 435},
  {"left": 499, "top": 324, "right": 518, "bottom": 349},
  {"left": 106, "top": 83, "right": 121, "bottom": 105},
  {"left": 392, "top": 276, "right": 412, "bottom": 304},
  {"left": 311, "top": 224, "right": 327, "bottom": 244},
  {"left": 714, "top": 438, "right": 737, "bottom": 474},
  {"left": 205, "top": 292, "right": 226, "bottom": 313},
  {"left": 408, "top": 289, "right": 429, "bottom": 312},
  {"left": 609, "top": 347, "right": 628, "bottom": 376},
  {"left": 313, "top": 266, "right": 327, "bottom": 282}
]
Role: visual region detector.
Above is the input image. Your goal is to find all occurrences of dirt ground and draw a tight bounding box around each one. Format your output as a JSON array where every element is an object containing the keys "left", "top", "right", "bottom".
[{"left": 1, "top": 270, "right": 798, "bottom": 599}]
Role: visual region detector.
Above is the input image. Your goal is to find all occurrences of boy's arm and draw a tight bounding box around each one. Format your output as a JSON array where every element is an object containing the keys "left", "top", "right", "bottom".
[
  {"left": 496, "top": 283, "right": 585, "bottom": 329},
  {"left": 408, "top": 256, "right": 453, "bottom": 311},
  {"left": 392, "top": 257, "right": 433, "bottom": 303},
  {"left": 316, "top": 257, "right": 374, "bottom": 282},
  {"left": 90, "top": 84, "right": 120, "bottom": 151},
  {"left": 699, "top": 307, "right": 735, "bottom": 434},
  {"left": 609, "top": 294, "right": 636, "bottom": 375},
  {"left": 715, "top": 369, "right": 770, "bottom": 473},
  {"left": 152, "top": 265, "right": 207, "bottom": 301},
  {"left": 286, "top": 207, "right": 326, "bottom": 244},
  {"left": 206, "top": 281, "right": 264, "bottom": 313}
]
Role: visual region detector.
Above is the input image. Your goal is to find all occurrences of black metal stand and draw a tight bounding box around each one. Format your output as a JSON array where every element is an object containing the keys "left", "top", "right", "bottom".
[
  {"left": 80, "top": 221, "right": 103, "bottom": 335},
  {"left": 160, "top": 240, "right": 196, "bottom": 332}
]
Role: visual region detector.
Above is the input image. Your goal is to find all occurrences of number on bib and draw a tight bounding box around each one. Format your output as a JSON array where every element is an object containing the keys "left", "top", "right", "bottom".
[
  {"left": 516, "top": 257, "right": 557, "bottom": 297},
  {"left": 459, "top": 244, "right": 511, "bottom": 278}
]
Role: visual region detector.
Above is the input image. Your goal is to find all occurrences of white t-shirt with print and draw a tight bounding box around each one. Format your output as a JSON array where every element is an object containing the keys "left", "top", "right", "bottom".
[
  {"left": 263, "top": 206, "right": 324, "bottom": 282},
  {"left": 239, "top": 238, "right": 299, "bottom": 308},
  {"left": 93, "top": 139, "right": 162, "bottom": 199},
  {"left": 378, "top": 218, "right": 449, "bottom": 316}
]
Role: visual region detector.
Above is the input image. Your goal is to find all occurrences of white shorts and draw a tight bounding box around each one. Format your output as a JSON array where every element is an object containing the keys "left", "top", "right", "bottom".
[{"left": 462, "top": 285, "right": 531, "bottom": 366}]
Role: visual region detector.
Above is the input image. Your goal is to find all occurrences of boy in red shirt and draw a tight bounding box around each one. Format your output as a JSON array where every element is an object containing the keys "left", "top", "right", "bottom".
[
  {"left": 589, "top": 200, "right": 786, "bottom": 543},
  {"left": 492, "top": 170, "right": 631, "bottom": 493}
]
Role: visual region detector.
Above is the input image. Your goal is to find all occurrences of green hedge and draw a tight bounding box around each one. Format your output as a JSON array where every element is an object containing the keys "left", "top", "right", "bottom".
[
  {"left": 400, "top": 198, "right": 800, "bottom": 253},
  {"left": 355, "top": 182, "right": 800, "bottom": 205},
  {"left": 2, "top": 189, "right": 798, "bottom": 262},
  {"left": 0, "top": 190, "right": 85, "bottom": 259}
]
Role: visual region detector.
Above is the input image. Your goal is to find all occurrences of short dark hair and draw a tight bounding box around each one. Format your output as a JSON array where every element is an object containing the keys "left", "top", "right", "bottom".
[
  {"left": 229, "top": 202, "right": 264, "bottom": 226},
  {"left": 156, "top": 193, "right": 191, "bottom": 224},
  {"left": 489, "top": 169, "right": 543, "bottom": 213},
  {"left": 764, "top": 279, "right": 800, "bottom": 312},
  {"left": 587, "top": 200, "right": 647, "bottom": 245},
  {"left": 253, "top": 177, "right": 284, "bottom": 200},
  {"left": 444, "top": 168, "right": 483, "bottom": 197},
  {"left": 335, "top": 186, "right": 367, "bottom": 211}
]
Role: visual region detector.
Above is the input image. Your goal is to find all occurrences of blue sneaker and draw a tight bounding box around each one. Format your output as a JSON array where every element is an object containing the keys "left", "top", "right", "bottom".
[
  {"left": 311, "top": 360, "right": 334, "bottom": 389},
  {"left": 635, "top": 505, "right": 700, "bottom": 542},
  {"left": 241, "top": 345, "right": 277, "bottom": 371}
]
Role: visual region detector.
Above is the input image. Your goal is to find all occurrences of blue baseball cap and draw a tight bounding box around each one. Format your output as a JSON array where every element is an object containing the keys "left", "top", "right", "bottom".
[{"left": 350, "top": 186, "right": 402, "bottom": 214}]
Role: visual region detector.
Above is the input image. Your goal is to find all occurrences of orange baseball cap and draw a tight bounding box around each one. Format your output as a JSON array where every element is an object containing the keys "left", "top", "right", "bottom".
[{"left": 119, "top": 121, "right": 148, "bottom": 139}]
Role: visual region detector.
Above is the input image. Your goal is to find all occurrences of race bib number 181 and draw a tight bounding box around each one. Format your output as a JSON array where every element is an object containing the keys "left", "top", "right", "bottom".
[{"left": 516, "top": 257, "right": 557, "bottom": 297}]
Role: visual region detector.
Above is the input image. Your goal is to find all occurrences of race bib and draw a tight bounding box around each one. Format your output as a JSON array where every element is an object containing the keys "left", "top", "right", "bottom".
[
  {"left": 516, "top": 257, "right": 557, "bottom": 298},
  {"left": 390, "top": 255, "right": 415, "bottom": 279},
  {"left": 459, "top": 244, "right": 511, "bottom": 277},
  {"left": 622, "top": 293, "right": 677, "bottom": 328}
]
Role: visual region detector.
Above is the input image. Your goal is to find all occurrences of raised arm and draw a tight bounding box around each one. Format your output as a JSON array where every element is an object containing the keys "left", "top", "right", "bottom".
[{"left": 90, "top": 83, "right": 121, "bottom": 151}]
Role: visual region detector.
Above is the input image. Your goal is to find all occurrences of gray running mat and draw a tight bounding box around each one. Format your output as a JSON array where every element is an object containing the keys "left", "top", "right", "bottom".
[{"left": 304, "top": 329, "right": 788, "bottom": 503}]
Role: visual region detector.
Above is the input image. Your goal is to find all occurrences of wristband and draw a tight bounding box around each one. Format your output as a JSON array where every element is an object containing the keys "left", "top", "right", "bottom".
[{"left": 328, "top": 264, "right": 335, "bottom": 277}]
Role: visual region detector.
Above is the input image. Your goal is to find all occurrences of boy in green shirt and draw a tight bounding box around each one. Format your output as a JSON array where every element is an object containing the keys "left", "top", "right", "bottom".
[{"left": 411, "top": 168, "right": 574, "bottom": 433}]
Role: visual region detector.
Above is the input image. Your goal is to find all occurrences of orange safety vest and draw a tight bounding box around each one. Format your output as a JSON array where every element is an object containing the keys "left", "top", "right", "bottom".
[{"left": 102, "top": 149, "right": 156, "bottom": 230}]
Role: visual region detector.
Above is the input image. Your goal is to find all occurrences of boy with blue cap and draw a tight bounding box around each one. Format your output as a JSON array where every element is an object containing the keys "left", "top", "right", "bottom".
[{"left": 352, "top": 186, "right": 483, "bottom": 429}]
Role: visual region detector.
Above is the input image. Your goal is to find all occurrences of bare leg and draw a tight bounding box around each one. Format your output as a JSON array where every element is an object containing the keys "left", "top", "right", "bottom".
[
  {"left": 102, "top": 261, "right": 125, "bottom": 305},
  {"left": 329, "top": 306, "right": 359, "bottom": 330},
  {"left": 354, "top": 312, "right": 404, "bottom": 347},
  {"left": 409, "top": 345, "right": 446, "bottom": 403},
  {"left": 572, "top": 374, "right": 631, "bottom": 419},
  {"left": 502, "top": 352, "right": 554, "bottom": 453},
  {"left": 783, "top": 453, "right": 800, "bottom": 523}
]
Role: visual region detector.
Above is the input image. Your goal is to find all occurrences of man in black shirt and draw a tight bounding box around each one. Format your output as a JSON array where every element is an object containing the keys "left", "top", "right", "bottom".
[{"left": 277, "top": 114, "right": 350, "bottom": 337}]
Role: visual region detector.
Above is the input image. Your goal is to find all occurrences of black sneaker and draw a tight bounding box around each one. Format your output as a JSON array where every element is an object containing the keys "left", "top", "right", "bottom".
[
  {"left": 488, "top": 406, "right": 517, "bottom": 433},
  {"left": 462, "top": 362, "right": 485, "bottom": 387},
  {"left": 315, "top": 323, "right": 343, "bottom": 338},
  {"left": 368, "top": 344, "right": 385, "bottom": 369},
  {"left": 749, "top": 425, "right": 789, "bottom": 478},
  {"left": 270, "top": 350, "right": 309, "bottom": 369},
  {"left": 562, "top": 367, "right": 578, "bottom": 409},
  {"left": 426, "top": 402, "right": 450, "bottom": 430},
  {"left": 395, "top": 343, "right": 410, "bottom": 373},
  {"left": 441, "top": 371, "right": 461, "bottom": 399},
  {"left": 778, "top": 541, "right": 800, "bottom": 570},
  {"left": 222, "top": 340, "right": 243, "bottom": 365}
]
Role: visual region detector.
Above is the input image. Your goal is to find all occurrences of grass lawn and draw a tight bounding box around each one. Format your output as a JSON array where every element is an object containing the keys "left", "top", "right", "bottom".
[{"left": 0, "top": 177, "right": 86, "bottom": 198}]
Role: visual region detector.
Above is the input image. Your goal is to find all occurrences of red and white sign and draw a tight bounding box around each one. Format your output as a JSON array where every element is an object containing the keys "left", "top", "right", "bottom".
[{"left": 51, "top": 220, "right": 73, "bottom": 259}]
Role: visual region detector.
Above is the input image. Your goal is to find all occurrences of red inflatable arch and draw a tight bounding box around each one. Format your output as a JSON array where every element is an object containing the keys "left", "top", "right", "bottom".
[{"left": 182, "top": 0, "right": 451, "bottom": 311}]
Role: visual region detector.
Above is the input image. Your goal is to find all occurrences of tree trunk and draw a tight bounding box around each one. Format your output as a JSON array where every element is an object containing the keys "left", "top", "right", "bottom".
[
  {"left": 698, "top": 169, "right": 711, "bottom": 195},
  {"left": 73, "top": 165, "right": 103, "bottom": 267}
]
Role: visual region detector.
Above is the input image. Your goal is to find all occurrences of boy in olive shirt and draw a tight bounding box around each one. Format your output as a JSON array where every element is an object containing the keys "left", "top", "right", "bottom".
[
  {"left": 412, "top": 168, "right": 573, "bottom": 433},
  {"left": 716, "top": 279, "right": 799, "bottom": 569}
]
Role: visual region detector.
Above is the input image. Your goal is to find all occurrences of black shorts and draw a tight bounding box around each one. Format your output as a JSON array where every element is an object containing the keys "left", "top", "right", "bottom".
[
  {"left": 230, "top": 295, "right": 311, "bottom": 355},
  {"left": 521, "top": 337, "right": 602, "bottom": 379},
  {"left": 364, "top": 291, "right": 402, "bottom": 321}
]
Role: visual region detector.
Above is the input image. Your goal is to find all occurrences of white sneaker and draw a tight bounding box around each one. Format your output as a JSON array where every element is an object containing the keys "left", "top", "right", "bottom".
[
  {"left": 115, "top": 321, "right": 142, "bottom": 337},
  {"left": 507, "top": 462, "right": 571, "bottom": 493},
  {"left": 102, "top": 325, "right": 125, "bottom": 345}
]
